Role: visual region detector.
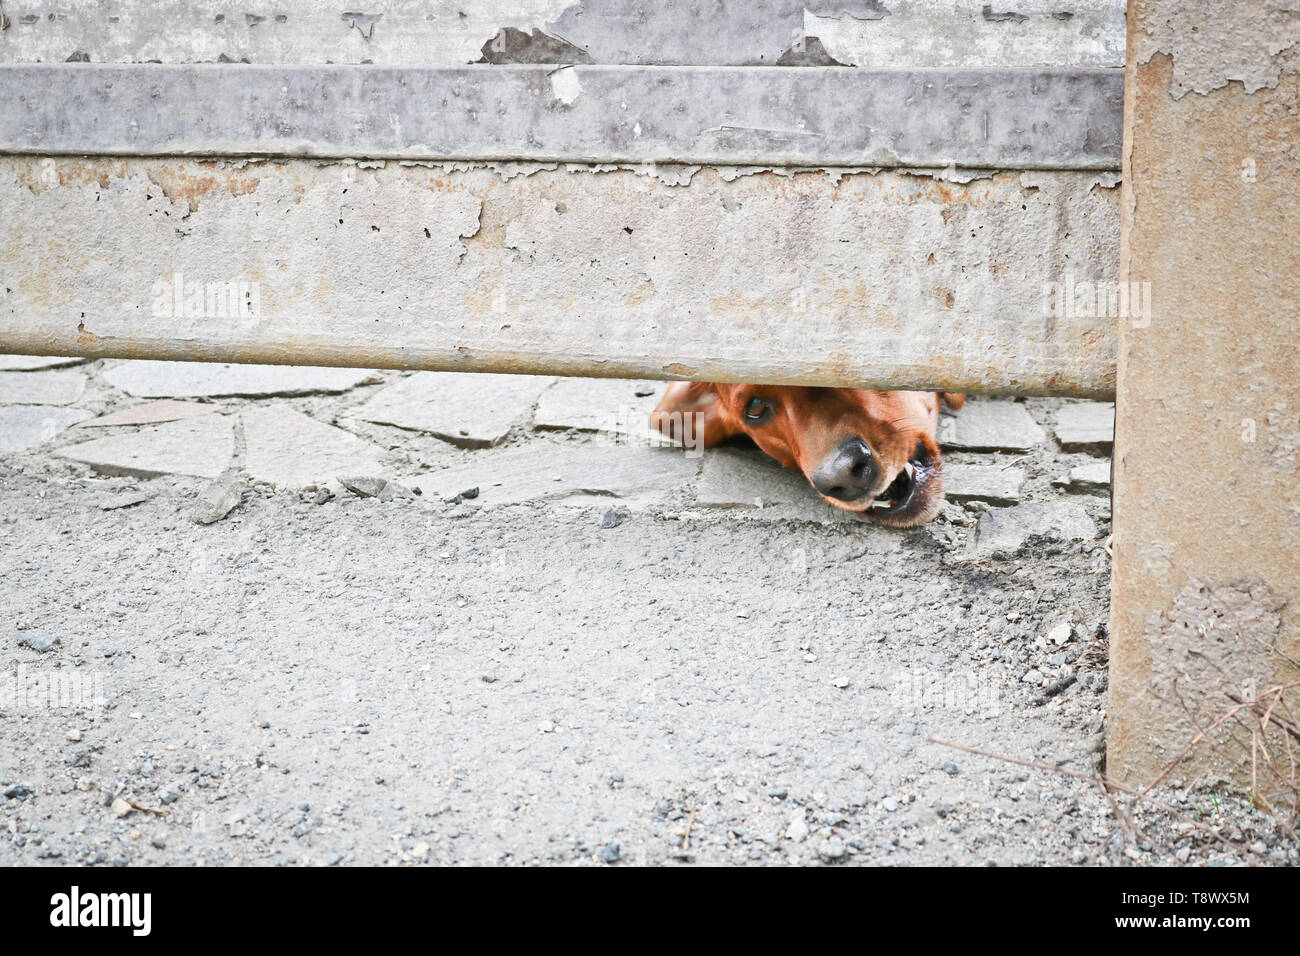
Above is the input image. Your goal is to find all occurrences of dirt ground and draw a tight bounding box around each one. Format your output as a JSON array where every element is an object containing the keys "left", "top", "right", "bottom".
[{"left": 1, "top": 360, "right": 1295, "bottom": 866}]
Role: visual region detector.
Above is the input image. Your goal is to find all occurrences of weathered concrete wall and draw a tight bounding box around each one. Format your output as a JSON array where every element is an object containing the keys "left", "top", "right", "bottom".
[
  {"left": 0, "top": 2, "right": 1124, "bottom": 392},
  {"left": 0, "top": 158, "right": 1119, "bottom": 395},
  {"left": 1108, "top": 1, "right": 1300, "bottom": 790},
  {"left": 0, "top": 0, "right": 1123, "bottom": 67}
]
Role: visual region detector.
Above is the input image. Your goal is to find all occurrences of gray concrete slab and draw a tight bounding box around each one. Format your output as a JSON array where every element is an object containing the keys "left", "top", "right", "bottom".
[
  {"left": 0, "top": 370, "right": 86, "bottom": 406},
  {"left": 0, "top": 355, "right": 86, "bottom": 371},
  {"left": 1054, "top": 460, "right": 1111, "bottom": 493},
  {"left": 940, "top": 399, "right": 1047, "bottom": 452},
  {"left": 241, "top": 406, "right": 385, "bottom": 489},
  {"left": 102, "top": 361, "right": 374, "bottom": 399},
  {"left": 1055, "top": 401, "right": 1114, "bottom": 451},
  {"left": 968, "top": 500, "right": 1099, "bottom": 555},
  {"left": 412, "top": 442, "right": 697, "bottom": 507},
  {"left": 351, "top": 372, "right": 556, "bottom": 448},
  {"left": 0, "top": 405, "right": 92, "bottom": 454},
  {"left": 54, "top": 414, "right": 234, "bottom": 479},
  {"left": 942, "top": 463, "right": 1026, "bottom": 505},
  {"left": 534, "top": 377, "right": 664, "bottom": 434}
]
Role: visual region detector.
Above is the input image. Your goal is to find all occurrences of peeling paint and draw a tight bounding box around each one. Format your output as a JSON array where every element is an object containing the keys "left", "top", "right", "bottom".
[
  {"left": 775, "top": 36, "right": 850, "bottom": 67},
  {"left": 1136, "top": 0, "right": 1300, "bottom": 96},
  {"left": 808, "top": 0, "right": 1123, "bottom": 70},
  {"left": 340, "top": 12, "right": 381, "bottom": 40},
  {"left": 981, "top": 5, "right": 1028, "bottom": 24},
  {"left": 0, "top": 1, "right": 1122, "bottom": 70},
  {"left": 480, "top": 26, "right": 593, "bottom": 65}
]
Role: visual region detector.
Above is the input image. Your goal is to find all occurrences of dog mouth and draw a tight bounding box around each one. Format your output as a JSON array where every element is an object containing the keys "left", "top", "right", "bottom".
[{"left": 859, "top": 442, "right": 943, "bottom": 527}]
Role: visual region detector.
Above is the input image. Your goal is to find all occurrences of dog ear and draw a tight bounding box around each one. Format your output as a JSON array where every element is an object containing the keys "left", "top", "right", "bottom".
[
  {"left": 650, "top": 382, "right": 738, "bottom": 447},
  {"left": 940, "top": 392, "right": 966, "bottom": 411}
]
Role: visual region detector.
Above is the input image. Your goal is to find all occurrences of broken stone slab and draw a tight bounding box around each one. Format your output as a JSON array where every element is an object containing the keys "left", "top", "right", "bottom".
[
  {"left": 55, "top": 413, "right": 235, "bottom": 479},
  {"left": 0, "top": 355, "right": 86, "bottom": 371},
  {"left": 0, "top": 406, "right": 92, "bottom": 453},
  {"left": 938, "top": 399, "right": 1046, "bottom": 452},
  {"left": 534, "top": 377, "right": 664, "bottom": 433},
  {"left": 411, "top": 443, "right": 697, "bottom": 507},
  {"left": 968, "top": 500, "right": 1099, "bottom": 556},
  {"left": 942, "top": 463, "right": 1026, "bottom": 505},
  {"left": 99, "top": 490, "right": 156, "bottom": 511},
  {"left": 101, "top": 360, "right": 376, "bottom": 398},
  {"left": 339, "top": 475, "right": 388, "bottom": 499},
  {"left": 1055, "top": 401, "right": 1115, "bottom": 452},
  {"left": 191, "top": 468, "right": 245, "bottom": 524},
  {"left": 0, "top": 369, "right": 87, "bottom": 406},
  {"left": 82, "top": 399, "right": 218, "bottom": 428},
  {"left": 350, "top": 371, "right": 555, "bottom": 448},
  {"left": 241, "top": 406, "right": 385, "bottom": 489},
  {"left": 1053, "top": 461, "right": 1111, "bottom": 494}
]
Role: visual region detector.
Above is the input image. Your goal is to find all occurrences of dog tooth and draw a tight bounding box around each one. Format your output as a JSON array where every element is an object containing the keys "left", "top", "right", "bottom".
[{"left": 904, "top": 462, "right": 915, "bottom": 478}]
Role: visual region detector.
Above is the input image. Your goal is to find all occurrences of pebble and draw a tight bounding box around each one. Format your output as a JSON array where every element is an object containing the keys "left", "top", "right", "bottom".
[
  {"left": 538, "top": 719, "right": 556, "bottom": 734},
  {"left": 818, "top": 839, "right": 849, "bottom": 862},
  {"left": 941, "top": 762, "right": 959, "bottom": 776},
  {"left": 882, "top": 797, "right": 899, "bottom": 812},
  {"left": 831, "top": 676, "right": 850, "bottom": 689},
  {"left": 481, "top": 672, "right": 498, "bottom": 684},
  {"left": 17, "top": 631, "right": 58, "bottom": 654},
  {"left": 1047, "top": 622, "right": 1072, "bottom": 646},
  {"left": 786, "top": 814, "right": 809, "bottom": 842},
  {"left": 111, "top": 798, "right": 133, "bottom": 818},
  {"left": 1022, "top": 669, "right": 1043, "bottom": 684},
  {"left": 339, "top": 476, "right": 388, "bottom": 499},
  {"left": 66, "top": 729, "right": 82, "bottom": 742},
  {"left": 599, "top": 506, "right": 624, "bottom": 529},
  {"left": 600, "top": 843, "right": 621, "bottom": 864}
]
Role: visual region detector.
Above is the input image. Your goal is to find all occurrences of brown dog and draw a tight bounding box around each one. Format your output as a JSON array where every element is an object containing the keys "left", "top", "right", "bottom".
[{"left": 651, "top": 383, "right": 964, "bottom": 527}]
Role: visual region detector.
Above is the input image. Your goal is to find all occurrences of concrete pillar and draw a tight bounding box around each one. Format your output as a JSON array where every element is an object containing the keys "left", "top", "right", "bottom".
[{"left": 1109, "top": 2, "right": 1300, "bottom": 795}]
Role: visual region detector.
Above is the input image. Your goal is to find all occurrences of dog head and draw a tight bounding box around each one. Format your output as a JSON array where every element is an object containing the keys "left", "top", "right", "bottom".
[{"left": 651, "top": 383, "right": 962, "bottom": 527}]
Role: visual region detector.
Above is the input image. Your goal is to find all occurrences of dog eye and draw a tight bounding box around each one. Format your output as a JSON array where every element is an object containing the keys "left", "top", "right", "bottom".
[{"left": 744, "top": 397, "right": 772, "bottom": 423}]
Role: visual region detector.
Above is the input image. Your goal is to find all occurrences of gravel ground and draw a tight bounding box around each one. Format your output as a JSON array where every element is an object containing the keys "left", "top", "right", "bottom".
[{"left": 0, "top": 365, "right": 1296, "bottom": 867}]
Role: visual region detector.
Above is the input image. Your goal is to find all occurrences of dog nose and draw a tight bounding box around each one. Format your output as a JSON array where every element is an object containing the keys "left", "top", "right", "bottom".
[{"left": 811, "top": 438, "right": 876, "bottom": 501}]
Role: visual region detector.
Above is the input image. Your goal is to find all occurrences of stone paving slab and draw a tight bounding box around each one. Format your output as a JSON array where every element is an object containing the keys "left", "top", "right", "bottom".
[
  {"left": 82, "top": 399, "right": 218, "bottom": 428},
  {"left": 350, "top": 371, "right": 555, "bottom": 448},
  {"left": 241, "top": 406, "right": 386, "bottom": 489},
  {"left": 412, "top": 442, "right": 698, "bottom": 507},
  {"left": 0, "top": 370, "right": 87, "bottom": 406},
  {"left": 0, "top": 406, "right": 93, "bottom": 454},
  {"left": 54, "top": 414, "right": 235, "bottom": 479},
  {"left": 1054, "top": 461, "right": 1111, "bottom": 493},
  {"left": 533, "top": 377, "right": 665, "bottom": 433},
  {"left": 1055, "top": 401, "right": 1114, "bottom": 452},
  {"left": 0, "top": 355, "right": 86, "bottom": 371},
  {"left": 942, "top": 463, "right": 1026, "bottom": 505},
  {"left": 968, "top": 500, "right": 1099, "bottom": 556},
  {"left": 102, "top": 361, "right": 375, "bottom": 398},
  {"left": 939, "top": 399, "right": 1046, "bottom": 452}
]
